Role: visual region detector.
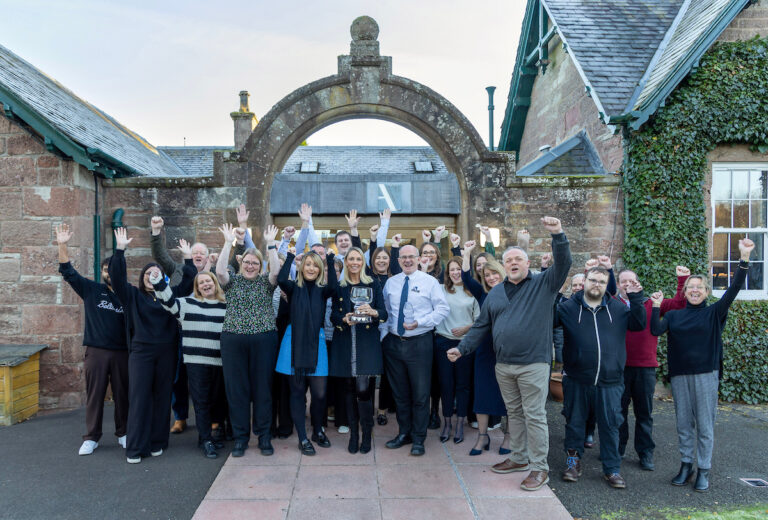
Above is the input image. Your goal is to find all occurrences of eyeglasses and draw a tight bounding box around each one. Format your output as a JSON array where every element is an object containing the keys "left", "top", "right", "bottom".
[
  {"left": 400, "top": 255, "right": 418, "bottom": 260},
  {"left": 242, "top": 261, "right": 260, "bottom": 267},
  {"left": 421, "top": 251, "right": 436, "bottom": 256}
]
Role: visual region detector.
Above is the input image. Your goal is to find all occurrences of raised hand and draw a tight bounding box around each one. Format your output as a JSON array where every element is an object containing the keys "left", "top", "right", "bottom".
[
  {"left": 345, "top": 209, "right": 360, "bottom": 230},
  {"left": 650, "top": 291, "right": 664, "bottom": 307},
  {"left": 421, "top": 229, "right": 432, "bottom": 243},
  {"left": 450, "top": 233, "right": 461, "bottom": 248},
  {"left": 584, "top": 258, "right": 599, "bottom": 271},
  {"left": 739, "top": 238, "right": 755, "bottom": 260},
  {"left": 433, "top": 225, "right": 446, "bottom": 241},
  {"left": 298, "top": 203, "right": 312, "bottom": 223},
  {"left": 626, "top": 279, "right": 643, "bottom": 294},
  {"left": 150, "top": 216, "right": 164, "bottom": 236},
  {"left": 236, "top": 204, "right": 250, "bottom": 228},
  {"left": 675, "top": 265, "right": 690, "bottom": 277},
  {"left": 379, "top": 208, "right": 392, "bottom": 220},
  {"left": 597, "top": 255, "right": 612, "bottom": 270},
  {"left": 463, "top": 240, "right": 476, "bottom": 256},
  {"left": 541, "top": 216, "right": 562, "bottom": 234},
  {"left": 479, "top": 225, "right": 492, "bottom": 240},
  {"left": 219, "top": 223, "right": 236, "bottom": 244},
  {"left": 234, "top": 227, "right": 246, "bottom": 245},
  {"left": 55, "top": 223, "right": 73, "bottom": 244},
  {"left": 369, "top": 224, "right": 380, "bottom": 241},
  {"left": 177, "top": 238, "right": 192, "bottom": 259},
  {"left": 114, "top": 227, "right": 133, "bottom": 250},
  {"left": 516, "top": 229, "right": 529, "bottom": 243},
  {"left": 418, "top": 257, "right": 430, "bottom": 272},
  {"left": 147, "top": 266, "right": 162, "bottom": 284},
  {"left": 541, "top": 252, "right": 552, "bottom": 268},
  {"left": 264, "top": 224, "right": 279, "bottom": 243},
  {"left": 207, "top": 252, "right": 219, "bottom": 266},
  {"left": 283, "top": 226, "right": 296, "bottom": 242},
  {"left": 392, "top": 233, "right": 402, "bottom": 248}
]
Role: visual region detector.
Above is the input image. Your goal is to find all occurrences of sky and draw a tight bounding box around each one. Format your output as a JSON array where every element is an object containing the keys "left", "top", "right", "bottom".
[{"left": 3, "top": 0, "right": 526, "bottom": 148}]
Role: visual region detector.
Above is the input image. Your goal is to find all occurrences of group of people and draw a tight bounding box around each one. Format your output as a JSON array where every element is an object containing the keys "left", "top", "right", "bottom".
[{"left": 58, "top": 201, "right": 754, "bottom": 494}]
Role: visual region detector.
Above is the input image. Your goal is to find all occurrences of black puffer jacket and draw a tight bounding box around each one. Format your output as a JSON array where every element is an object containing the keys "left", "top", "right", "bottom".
[{"left": 557, "top": 290, "right": 646, "bottom": 386}]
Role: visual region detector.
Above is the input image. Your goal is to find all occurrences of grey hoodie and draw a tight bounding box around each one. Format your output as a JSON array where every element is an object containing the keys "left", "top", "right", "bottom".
[{"left": 457, "top": 232, "right": 571, "bottom": 365}]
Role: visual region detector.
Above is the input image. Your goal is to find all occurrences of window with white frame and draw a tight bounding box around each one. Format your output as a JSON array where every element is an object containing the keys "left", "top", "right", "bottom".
[{"left": 711, "top": 163, "right": 767, "bottom": 299}]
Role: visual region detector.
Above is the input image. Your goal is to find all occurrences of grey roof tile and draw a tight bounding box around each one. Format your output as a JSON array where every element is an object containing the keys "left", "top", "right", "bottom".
[
  {"left": 0, "top": 44, "right": 185, "bottom": 177},
  {"left": 158, "top": 146, "right": 231, "bottom": 177},
  {"left": 279, "top": 146, "right": 450, "bottom": 175}
]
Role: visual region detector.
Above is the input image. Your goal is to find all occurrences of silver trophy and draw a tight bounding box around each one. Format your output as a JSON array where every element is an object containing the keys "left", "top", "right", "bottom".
[{"left": 350, "top": 286, "right": 374, "bottom": 323}]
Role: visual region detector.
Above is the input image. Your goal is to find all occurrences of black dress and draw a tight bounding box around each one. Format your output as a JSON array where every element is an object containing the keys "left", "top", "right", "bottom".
[{"left": 329, "top": 281, "right": 388, "bottom": 377}]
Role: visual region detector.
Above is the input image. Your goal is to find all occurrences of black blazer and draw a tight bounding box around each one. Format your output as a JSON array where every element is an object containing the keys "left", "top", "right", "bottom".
[{"left": 329, "top": 280, "right": 387, "bottom": 377}]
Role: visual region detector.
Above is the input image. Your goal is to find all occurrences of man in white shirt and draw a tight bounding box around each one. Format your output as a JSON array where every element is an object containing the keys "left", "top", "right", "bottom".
[{"left": 382, "top": 245, "right": 450, "bottom": 456}]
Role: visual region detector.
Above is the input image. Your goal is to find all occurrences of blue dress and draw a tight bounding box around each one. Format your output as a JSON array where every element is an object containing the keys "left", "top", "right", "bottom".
[
  {"left": 462, "top": 270, "right": 507, "bottom": 416},
  {"left": 275, "top": 325, "right": 328, "bottom": 376}
]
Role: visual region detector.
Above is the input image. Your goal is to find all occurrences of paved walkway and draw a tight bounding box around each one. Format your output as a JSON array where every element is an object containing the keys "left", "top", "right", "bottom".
[{"left": 193, "top": 419, "right": 572, "bottom": 520}]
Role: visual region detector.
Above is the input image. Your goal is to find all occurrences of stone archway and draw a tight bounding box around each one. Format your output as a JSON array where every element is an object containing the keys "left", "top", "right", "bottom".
[{"left": 238, "top": 16, "right": 514, "bottom": 241}]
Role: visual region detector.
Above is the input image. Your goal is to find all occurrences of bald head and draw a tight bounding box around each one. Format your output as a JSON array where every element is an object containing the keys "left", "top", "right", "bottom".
[{"left": 399, "top": 245, "right": 419, "bottom": 275}]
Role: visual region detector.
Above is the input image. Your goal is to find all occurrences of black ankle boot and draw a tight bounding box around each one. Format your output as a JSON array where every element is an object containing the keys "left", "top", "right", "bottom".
[
  {"left": 358, "top": 400, "right": 374, "bottom": 454},
  {"left": 348, "top": 425, "right": 360, "bottom": 454},
  {"left": 671, "top": 462, "right": 694, "bottom": 486},
  {"left": 694, "top": 468, "right": 710, "bottom": 492}
]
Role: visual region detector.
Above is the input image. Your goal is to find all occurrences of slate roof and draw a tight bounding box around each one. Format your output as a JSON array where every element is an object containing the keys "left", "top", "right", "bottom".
[
  {"left": 279, "top": 146, "right": 450, "bottom": 175},
  {"left": 544, "top": 0, "right": 684, "bottom": 116},
  {"left": 0, "top": 44, "right": 185, "bottom": 178},
  {"left": 158, "top": 146, "right": 231, "bottom": 177},
  {"left": 516, "top": 131, "right": 606, "bottom": 176}
]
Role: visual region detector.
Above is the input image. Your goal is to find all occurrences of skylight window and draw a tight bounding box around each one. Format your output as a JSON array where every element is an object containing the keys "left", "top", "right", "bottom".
[
  {"left": 299, "top": 162, "right": 319, "bottom": 173},
  {"left": 414, "top": 161, "right": 433, "bottom": 173}
]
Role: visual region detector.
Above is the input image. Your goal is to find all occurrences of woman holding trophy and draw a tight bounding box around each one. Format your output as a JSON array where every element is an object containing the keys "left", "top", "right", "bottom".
[{"left": 330, "top": 248, "right": 388, "bottom": 454}]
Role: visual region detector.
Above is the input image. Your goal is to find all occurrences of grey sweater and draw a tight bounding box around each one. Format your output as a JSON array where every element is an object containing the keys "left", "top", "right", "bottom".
[{"left": 457, "top": 232, "right": 571, "bottom": 365}]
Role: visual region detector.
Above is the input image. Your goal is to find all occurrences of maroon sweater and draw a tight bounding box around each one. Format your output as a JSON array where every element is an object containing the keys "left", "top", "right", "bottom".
[{"left": 617, "top": 275, "right": 687, "bottom": 367}]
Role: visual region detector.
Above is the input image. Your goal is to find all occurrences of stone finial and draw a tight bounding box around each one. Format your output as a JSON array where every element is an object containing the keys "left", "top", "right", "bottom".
[
  {"left": 350, "top": 16, "right": 380, "bottom": 57},
  {"left": 238, "top": 90, "right": 250, "bottom": 112}
]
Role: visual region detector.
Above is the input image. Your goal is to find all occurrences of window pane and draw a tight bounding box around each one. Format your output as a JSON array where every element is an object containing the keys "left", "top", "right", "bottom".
[
  {"left": 733, "top": 170, "right": 749, "bottom": 199},
  {"left": 729, "top": 233, "right": 742, "bottom": 261},
  {"left": 733, "top": 200, "right": 749, "bottom": 227},
  {"left": 750, "top": 170, "right": 767, "bottom": 199},
  {"left": 747, "top": 232, "right": 764, "bottom": 261},
  {"left": 711, "top": 171, "right": 731, "bottom": 200},
  {"left": 747, "top": 262, "right": 764, "bottom": 290},
  {"left": 752, "top": 200, "right": 767, "bottom": 228},
  {"left": 712, "top": 263, "right": 729, "bottom": 290},
  {"left": 713, "top": 233, "right": 728, "bottom": 261},
  {"left": 715, "top": 201, "right": 731, "bottom": 227}
]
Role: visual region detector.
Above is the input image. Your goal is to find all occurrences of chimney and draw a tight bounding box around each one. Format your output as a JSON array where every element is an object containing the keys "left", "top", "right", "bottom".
[{"left": 230, "top": 90, "right": 257, "bottom": 150}]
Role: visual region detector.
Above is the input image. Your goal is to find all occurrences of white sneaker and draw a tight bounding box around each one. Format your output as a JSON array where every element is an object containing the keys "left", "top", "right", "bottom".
[
  {"left": 150, "top": 449, "right": 163, "bottom": 457},
  {"left": 337, "top": 426, "right": 350, "bottom": 434},
  {"left": 118, "top": 435, "right": 126, "bottom": 449},
  {"left": 126, "top": 456, "right": 141, "bottom": 464},
  {"left": 78, "top": 440, "right": 98, "bottom": 455},
  {"left": 488, "top": 422, "right": 502, "bottom": 431},
  {"left": 470, "top": 421, "right": 479, "bottom": 429}
]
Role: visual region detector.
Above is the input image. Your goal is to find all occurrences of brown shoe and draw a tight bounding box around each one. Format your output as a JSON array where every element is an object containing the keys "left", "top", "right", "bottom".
[
  {"left": 521, "top": 470, "right": 550, "bottom": 491},
  {"left": 491, "top": 458, "right": 530, "bottom": 474},
  {"left": 170, "top": 420, "right": 186, "bottom": 434},
  {"left": 562, "top": 450, "right": 582, "bottom": 482},
  {"left": 604, "top": 473, "right": 626, "bottom": 489}
]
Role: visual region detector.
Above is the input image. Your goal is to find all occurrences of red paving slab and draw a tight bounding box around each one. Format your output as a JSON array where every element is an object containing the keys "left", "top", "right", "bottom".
[{"left": 193, "top": 420, "right": 572, "bottom": 519}]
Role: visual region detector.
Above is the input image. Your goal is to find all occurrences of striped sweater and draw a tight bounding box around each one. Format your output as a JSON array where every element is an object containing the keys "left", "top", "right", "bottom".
[{"left": 153, "top": 278, "right": 226, "bottom": 366}]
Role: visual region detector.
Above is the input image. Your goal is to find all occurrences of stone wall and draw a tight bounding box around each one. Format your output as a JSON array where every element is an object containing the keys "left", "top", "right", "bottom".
[
  {"left": 517, "top": 35, "right": 623, "bottom": 173},
  {"left": 718, "top": 0, "right": 768, "bottom": 42},
  {"left": 0, "top": 107, "right": 95, "bottom": 409}
]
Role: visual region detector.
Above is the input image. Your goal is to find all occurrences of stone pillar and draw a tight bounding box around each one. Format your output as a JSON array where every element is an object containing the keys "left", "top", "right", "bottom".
[{"left": 231, "top": 91, "right": 257, "bottom": 150}]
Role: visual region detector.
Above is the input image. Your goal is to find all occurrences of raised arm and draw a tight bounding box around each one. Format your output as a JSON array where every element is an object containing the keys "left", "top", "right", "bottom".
[
  {"left": 279, "top": 226, "right": 295, "bottom": 256},
  {"left": 625, "top": 280, "right": 647, "bottom": 331},
  {"left": 390, "top": 234, "right": 402, "bottom": 275},
  {"left": 714, "top": 238, "right": 753, "bottom": 319},
  {"left": 649, "top": 292, "right": 668, "bottom": 336},
  {"left": 597, "top": 256, "right": 617, "bottom": 296},
  {"left": 322, "top": 252, "right": 338, "bottom": 299},
  {"left": 515, "top": 228, "right": 528, "bottom": 255},
  {"left": 278, "top": 251, "right": 297, "bottom": 296},
  {"left": 449, "top": 233, "right": 462, "bottom": 258},
  {"left": 296, "top": 203, "right": 317, "bottom": 252},
  {"left": 541, "top": 217, "right": 572, "bottom": 291},
  {"left": 264, "top": 225, "right": 280, "bottom": 286},
  {"left": 661, "top": 266, "right": 690, "bottom": 315},
  {"left": 172, "top": 239, "right": 196, "bottom": 297},
  {"left": 150, "top": 271, "right": 182, "bottom": 320},
  {"left": 149, "top": 216, "right": 180, "bottom": 278},
  {"left": 56, "top": 223, "right": 93, "bottom": 297},
  {"left": 460, "top": 241, "right": 485, "bottom": 301},
  {"left": 215, "top": 223, "right": 236, "bottom": 287},
  {"left": 346, "top": 209, "right": 360, "bottom": 238},
  {"left": 109, "top": 228, "right": 134, "bottom": 306}
]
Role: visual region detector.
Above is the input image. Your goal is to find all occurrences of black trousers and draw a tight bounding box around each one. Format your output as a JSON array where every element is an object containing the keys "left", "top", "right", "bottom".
[
  {"left": 383, "top": 332, "right": 433, "bottom": 443},
  {"left": 186, "top": 364, "right": 222, "bottom": 445},
  {"left": 434, "top": 335, "right": 472, "bottom": 417},
  {"left": 126, "top": 341, "right": 176, "bottom": 459},
  {"left": 378, "top": 369, "right": 396, "bottom": 412},
  {"left": 271, "top": 373, "right": 293, "bottom": 436},
  {"left": 327, "top": 376, "right": 349, "bottom": 427},
  {"left": 619, "top": 366, "right": 656, "bottom": 457},
  {"left": 171, "top": 340, "right": 189, "bottom": 421},
  {"left": 83, "top": 346, "right": 129, "bottom": 442},
  {"left": 220, "top": 331, "right": 279, "bottom": 443},
  {"left": 210, "top": 367, "right": 228, "bottom": 425},
  {"left": 288, "top": 375, "right": 327, "bottom": 441}
]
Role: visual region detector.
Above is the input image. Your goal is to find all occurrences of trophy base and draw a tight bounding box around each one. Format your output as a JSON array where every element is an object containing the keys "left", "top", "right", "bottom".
[{"left": 350, "top": 315, "right": 372, "bottom": 324}]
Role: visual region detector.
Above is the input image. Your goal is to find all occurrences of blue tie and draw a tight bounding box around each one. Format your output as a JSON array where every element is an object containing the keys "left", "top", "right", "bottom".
[{"left": 397, "top": 275, "right": 410, "bottom": 336}]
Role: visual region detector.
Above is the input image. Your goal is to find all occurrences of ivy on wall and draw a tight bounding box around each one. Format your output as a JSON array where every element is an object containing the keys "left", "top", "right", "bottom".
[{"left": 623, "top": 37, "right": 768, "bottom": 403}]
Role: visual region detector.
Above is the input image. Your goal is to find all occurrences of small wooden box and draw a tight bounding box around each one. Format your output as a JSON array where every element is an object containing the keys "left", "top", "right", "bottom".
[{"left": 0, "top": 345, "right": 47, "bottom": 426}]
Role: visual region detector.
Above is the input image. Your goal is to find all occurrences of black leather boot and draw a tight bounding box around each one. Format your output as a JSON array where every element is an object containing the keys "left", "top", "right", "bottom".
[
  {"left": 671, "top": 462, "right": 694, "bottom": 486},
  {"left": 359, "top": 399, "right": 374, "bottom": 454},
  {"left": 694, "top": 468, "right": 710, "bottom": 492}
]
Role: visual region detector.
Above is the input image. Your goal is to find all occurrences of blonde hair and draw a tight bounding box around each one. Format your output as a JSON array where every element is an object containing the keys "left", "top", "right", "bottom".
[
  {"left": 481, "top": 259, "right": 506, "bottom": 293},
  {"left": 297, "top": 252, "right": 326, "bottom": 288},
  {"left": 193, "top": 272, "right": 226, "bottom": 302},
  {"left": 341, "top": 248, "right": 373, "bottom": 287},
  {"left": 684, "top": 274, "right": 711, "bottom": 293}
]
